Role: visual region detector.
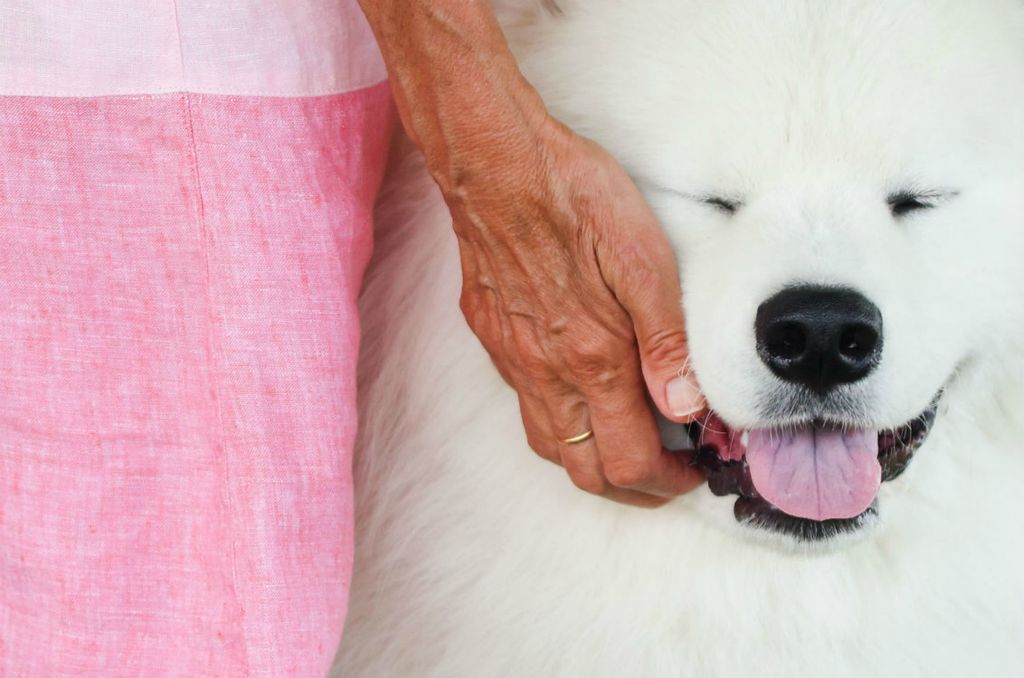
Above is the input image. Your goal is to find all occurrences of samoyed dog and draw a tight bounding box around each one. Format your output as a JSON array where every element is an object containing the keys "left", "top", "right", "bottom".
[{"left": 335, "top": 1, "right": 1024, "bottom": 675}]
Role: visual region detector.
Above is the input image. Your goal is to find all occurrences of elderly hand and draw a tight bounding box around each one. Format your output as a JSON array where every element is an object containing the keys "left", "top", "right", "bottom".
[
  {"left": 448, "top": 114, "right": 706, "bottom": 506},
  {"left": 360, "top": 0, "right": 706, "bottom": 506}
]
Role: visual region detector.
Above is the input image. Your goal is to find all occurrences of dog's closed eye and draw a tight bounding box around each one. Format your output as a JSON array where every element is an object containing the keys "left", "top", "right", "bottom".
[
  {"left": 887, "top": 190, "right": 953, "bottom": 218},
  {"left": 703, "top": 196, "right": 742, "bottom": 215},
  {"left": 631, "top": 175, "right": 744, "bottom": 216}
]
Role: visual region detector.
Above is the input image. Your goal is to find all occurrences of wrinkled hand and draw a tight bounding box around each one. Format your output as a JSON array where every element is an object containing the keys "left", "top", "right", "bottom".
[{"left": 441, "top": 115, "right": 707, "bottom": 507}]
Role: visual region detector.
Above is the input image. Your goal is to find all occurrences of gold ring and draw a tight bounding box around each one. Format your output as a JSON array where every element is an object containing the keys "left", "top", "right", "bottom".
[{"left": 561, "top": 429, "right": 594, "bottom": 445}]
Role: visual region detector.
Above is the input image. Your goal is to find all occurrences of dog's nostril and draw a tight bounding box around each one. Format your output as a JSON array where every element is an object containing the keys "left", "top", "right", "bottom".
[
  {"left": 764, "top": 321, "right": 806, "bottom": 361},
  {"left": 755, "top": 285, "right": 883, "bottom": 394},
  {"left": 838, "top": 324, "right": 879, "bottom": 362}
]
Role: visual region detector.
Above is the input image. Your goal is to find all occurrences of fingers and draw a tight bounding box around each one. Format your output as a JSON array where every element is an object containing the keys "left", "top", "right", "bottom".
[
  {"left": 519, "top": 367, "right": 700, "bottom": 504},
  {"left": 517, "top": 388, "right": 673, "bottom": 508},
  {"left": 578, "top": 355, "right": 705, "bottom": 497},
  {"left": 558, "top": 435, "right": 673, "bottom": 509},
  {"left": 516, "top": 392, "right": 560, "bottom": 464},
  {"left": 596, "top": 204, "right": 706, "bottom": 422}
]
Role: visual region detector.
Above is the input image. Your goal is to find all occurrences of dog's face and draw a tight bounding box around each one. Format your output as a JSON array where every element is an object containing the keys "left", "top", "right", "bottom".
[{"left": 513, "top": 0, "right": 1024, "bottom": 540}]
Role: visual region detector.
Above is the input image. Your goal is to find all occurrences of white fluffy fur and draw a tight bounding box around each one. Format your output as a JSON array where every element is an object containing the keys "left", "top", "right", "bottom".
[{"left": 334, "top": 2, "right": 1024, "bottom": 675}]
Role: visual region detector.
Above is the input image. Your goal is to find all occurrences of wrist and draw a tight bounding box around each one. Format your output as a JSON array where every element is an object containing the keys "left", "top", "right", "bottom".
[
  {"left": 360, "top": 0, "right": 555, "bottom": 193},
  {"left": 428, "top": 82, "right": 554, "bottom": 197},
  {"left": 403, "top": 47, "right": 553, "bottom": 192}
]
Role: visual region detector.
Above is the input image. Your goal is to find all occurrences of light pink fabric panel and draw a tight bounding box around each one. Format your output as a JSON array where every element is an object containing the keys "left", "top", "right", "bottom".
[
  {"left": 0, "top": 0, "right": 386, "bottom": 96},
  {"left": 0, "top": 85, "right": 394, "bottom": 675}
]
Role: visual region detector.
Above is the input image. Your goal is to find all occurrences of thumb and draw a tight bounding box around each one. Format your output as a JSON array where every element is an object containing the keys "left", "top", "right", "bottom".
[
  {"left": 637, "top": 320, "right": 706, "bottom": 423},
  {"left": 601, "top": 218, "right": 706, "bottom": 423}
]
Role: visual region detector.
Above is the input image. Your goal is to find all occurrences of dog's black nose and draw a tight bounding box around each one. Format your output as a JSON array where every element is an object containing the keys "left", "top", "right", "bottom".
[{"left": 755, "top": 286, "right": 883, "bottom": 394}]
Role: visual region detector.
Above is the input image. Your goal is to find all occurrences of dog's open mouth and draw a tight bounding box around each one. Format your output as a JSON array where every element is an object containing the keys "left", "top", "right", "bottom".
[{"left": 687, "top": 401, "right": 939, "bottom": 541}]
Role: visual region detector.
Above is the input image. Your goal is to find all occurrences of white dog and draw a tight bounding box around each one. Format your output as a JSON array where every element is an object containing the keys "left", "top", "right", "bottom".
[{"left": 335, "top": 1, "right": 1024, "bottom": 675}]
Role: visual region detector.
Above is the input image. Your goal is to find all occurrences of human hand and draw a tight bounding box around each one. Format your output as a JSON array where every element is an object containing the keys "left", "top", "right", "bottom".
[
  {"left": 359, "top": 0, "right": 707, "bottom": 506},
  {"left": 446, "top": 114, "right": 707, "bottom": 507}
]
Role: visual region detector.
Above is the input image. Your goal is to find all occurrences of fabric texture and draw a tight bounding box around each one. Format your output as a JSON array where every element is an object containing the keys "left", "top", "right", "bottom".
[
  {"left": 0, "top": 2, "right": 394, "bottom": 675},
  {"left": 0, "top": 0, "right": 387, "bottom": 96}
]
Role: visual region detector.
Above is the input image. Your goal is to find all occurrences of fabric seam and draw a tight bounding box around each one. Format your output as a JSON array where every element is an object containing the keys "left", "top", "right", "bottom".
[{"left": 180, "top": 84, "right": 250, "bottom": 677}]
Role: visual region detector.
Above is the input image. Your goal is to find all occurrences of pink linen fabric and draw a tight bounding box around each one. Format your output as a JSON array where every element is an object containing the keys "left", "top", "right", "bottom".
[
  {"left": 0, "top": 0, "right": 387, "bottom": 96},
  {"left": 0, "top": 3, "right": 394, "bottom": 675}
]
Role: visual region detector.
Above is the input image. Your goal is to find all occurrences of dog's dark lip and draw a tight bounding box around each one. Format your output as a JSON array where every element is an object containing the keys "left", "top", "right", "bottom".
[
  {"left": 687, "top": 399, "right": 940, "bottom": 541},
  {"left": 735, "top": 498, "right": 879, "bottom": 542},
  {"left": 877, "top": 403, "right": 939, "bottom": 482}
]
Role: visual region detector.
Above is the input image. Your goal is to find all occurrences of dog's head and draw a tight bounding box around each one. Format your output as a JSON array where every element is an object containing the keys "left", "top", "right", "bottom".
[{"left": 510, "top": 0, "right": 1024, "bottom": 541}]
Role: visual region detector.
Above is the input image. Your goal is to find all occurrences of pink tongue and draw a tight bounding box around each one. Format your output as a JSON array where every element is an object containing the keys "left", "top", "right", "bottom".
[{"left": 746, "top": 428, "right": 881, "bottom": 521}]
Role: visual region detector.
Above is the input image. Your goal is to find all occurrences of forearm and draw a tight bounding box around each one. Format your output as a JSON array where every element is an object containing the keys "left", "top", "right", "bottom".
[
  {"left": 357, "top": 0, "right": 550, "bottom": 192},
  {"left": 359, "top": 3, "right": 703, "bottom": 503}
]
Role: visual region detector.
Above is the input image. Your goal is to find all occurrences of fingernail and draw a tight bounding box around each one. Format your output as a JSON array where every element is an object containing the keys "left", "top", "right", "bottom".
[{"left": 666, "top": 373, "right": 706, "bottom": 418}]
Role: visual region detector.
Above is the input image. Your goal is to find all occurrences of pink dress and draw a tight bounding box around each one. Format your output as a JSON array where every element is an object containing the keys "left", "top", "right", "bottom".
[{"left": 0, "top": 2, "right": 394, "bottom": 674}]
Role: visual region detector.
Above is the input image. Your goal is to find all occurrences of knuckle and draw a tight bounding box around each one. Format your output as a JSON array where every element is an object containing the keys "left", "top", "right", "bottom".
[
  {"left": 519, "top": 347, "right": 554, "bottom": 381},
  {"left": 520, "top": 416, "right": 548, "bottom": 455},
  {"left": 524, "top": 429, "right": 542, "bottom": 453},
  {"left": 565, "top": 341, "right": 625, "bottom": 387},
  {"left": 567, "top": 469, "right": 609, "bottom": 495},
  {"left": 642, "top": 327, "right": 688, "bottom": 365},
  {"left": 525, "top": 433, "right": 556, "bottom": 462},
  {"left": 622, "top": 260, "right": 660, "bottom": 292},
  {"left": 605, "top": 458, "right": 655, "bottom": 489}
]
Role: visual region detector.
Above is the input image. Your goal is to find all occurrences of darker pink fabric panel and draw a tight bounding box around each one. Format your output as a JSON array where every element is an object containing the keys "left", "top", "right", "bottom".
[
  {"left": 186, "top": 86, "right": 394, "bottom": 676},
  {"left": 0, "top": 83, "right": 393, "bottom": 676}
]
